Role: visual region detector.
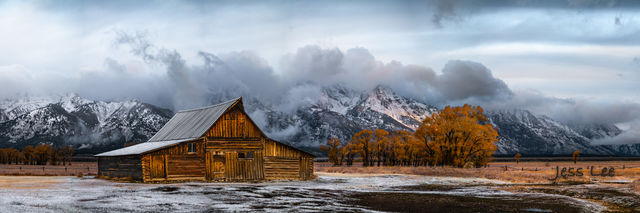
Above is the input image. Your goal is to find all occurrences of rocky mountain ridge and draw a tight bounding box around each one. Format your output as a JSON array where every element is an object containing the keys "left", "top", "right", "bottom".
[{"left": 0, "top": 87, "right": 637, "bottom": 156}]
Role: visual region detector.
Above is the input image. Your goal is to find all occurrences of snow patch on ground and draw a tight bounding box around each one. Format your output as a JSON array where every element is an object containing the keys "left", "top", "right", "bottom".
[{"left": 0, "top": 174, "right": 608, "bottom": 212}]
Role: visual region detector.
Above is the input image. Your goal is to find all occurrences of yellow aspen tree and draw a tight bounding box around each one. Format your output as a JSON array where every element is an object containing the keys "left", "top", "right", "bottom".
[
  {"left": 414, "top": 104, "right": 498, "bottom": 167},
  {"left": 374, "top": 129, "right": 389, "bottom": 166},
  {"left": 572, "top": 150, "right": 580, "bottom": 164},
  {"left": 321, "top": 138, "right": 342, "bottom": 166},
  {"left": 352, "top": 129, "right": 374, "bottom": 167}
]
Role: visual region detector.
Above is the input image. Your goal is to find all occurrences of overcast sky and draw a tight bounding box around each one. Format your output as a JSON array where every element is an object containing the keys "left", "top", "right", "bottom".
[
  {"left": 1, "top": 0, "right": 639, "bottom": 100},
  {"left": 1, "top": 0, "right": 640, "bottom": 143}
]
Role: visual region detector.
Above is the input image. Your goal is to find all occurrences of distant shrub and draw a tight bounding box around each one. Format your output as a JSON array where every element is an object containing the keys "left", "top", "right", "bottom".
[
  {"left": 463, "top": 162, "right": 474, "bottom": 168},
  {"left": 631, "top": 179, "right": 640, "bottom": 193},
  {"left": 76, "top": 172, "right": 83, "bottom": 178}
]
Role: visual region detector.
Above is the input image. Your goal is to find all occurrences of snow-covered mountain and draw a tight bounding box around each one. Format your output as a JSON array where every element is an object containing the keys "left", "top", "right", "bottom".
[
  {"left": 0, "top": 94, "right": 172, "bottom": 152},
  {"left": 487, "top": 109, "right": 617, "bottom": 156},
  {"left": 251, "top": 85, "right": 438, "bottom": 151},
  {"left": 1, "top": 86, "right": 638, "bottom": 156}
]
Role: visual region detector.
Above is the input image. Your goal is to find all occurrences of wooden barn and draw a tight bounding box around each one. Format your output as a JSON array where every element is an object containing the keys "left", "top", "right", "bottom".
[{"left": 96, "top": 98, "right": 315, "bottom": 182}]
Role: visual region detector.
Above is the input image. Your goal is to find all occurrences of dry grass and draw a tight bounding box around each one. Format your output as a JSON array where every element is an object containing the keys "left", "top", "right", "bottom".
[
  {"left": 316, "top": 161, "right": 640, "bottom": 184},
  {"left": 0, "top": 176, "right": 66, "bottom": 189},
  {"left": 630, "top": 179, "right": 640, "bottom": 193},
  {"left": 0, "top": 162, "right": 97, "bottom": 176}
]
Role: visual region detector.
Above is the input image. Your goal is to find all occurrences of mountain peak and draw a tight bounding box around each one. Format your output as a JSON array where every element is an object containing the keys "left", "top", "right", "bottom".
[{"left": 0, "top": 94, "right": 172, "bottom": 152}]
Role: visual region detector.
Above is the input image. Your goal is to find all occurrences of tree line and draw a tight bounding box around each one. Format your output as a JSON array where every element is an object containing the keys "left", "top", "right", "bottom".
[
  {"left": 0, "top": 144, "right": 74, "bottom": 165},
  {"left": 321, "top": 104, "right": 499, "bottom": 168}
]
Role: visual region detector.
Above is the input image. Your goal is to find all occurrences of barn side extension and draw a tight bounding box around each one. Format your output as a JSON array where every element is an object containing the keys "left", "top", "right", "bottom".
[{"left": 96, "top": 97, "right": 315, "bottom": 182}]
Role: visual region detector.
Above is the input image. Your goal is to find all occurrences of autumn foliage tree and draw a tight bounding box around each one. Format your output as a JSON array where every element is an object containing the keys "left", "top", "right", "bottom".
[
  {"left": 0, "top": 148, "right": 23, "bottom": 164},
  {"left": 572, "top": 150, "right": 580, "bottom": 164},
  {"left": 0, "top": 144, "right": 73, "bottom": 165},
  {"left": 514, "top": 153, "right": 521, "bottom": 164},
  {"left": 352, "top": 129, "right": 374, "bottom": 167},
  {"left": 319, "top": 105, "right": 499, "bottom": 168},
  {"left": 342, "top": 142, "right": 357, "bottom": 166},
  {"left": 23, "top": 145, "right": 35, "bottom": 165},
  {"left": 320, "top": 138, "right": 342, "bottom": 166},
  {"left": 373, "top": 129, "right": 389, "bottom": 166},
  {"left": 414, "top": 104, "right": 498, "bottom": 167}
]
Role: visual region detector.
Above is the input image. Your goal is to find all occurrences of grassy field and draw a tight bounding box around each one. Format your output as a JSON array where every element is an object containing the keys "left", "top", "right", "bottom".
[
  {"left": 0, "top": 162, "right": 97, "bottom": 176},
  {"left": 316, "top": 161, "right": 640, "bottom": 185},
  {"left": 1, "top": 160, "right": 639, "bottom": 185}
]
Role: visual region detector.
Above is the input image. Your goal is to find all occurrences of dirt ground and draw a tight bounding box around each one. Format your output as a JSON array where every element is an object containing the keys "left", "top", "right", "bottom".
[
  {"left": 0, "top": 174, "right": 621, "bottom": 212},
  {"left": 0, "top": 162, "right": 97, "bottom": 176},
  {"left": 1, "top": 161, "right": 639, "bottom": 212}
]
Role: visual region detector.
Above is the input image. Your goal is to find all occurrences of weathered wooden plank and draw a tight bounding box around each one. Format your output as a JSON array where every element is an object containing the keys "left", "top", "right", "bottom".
[{"left": 98, "top": 156, "right": 143, "bottom": 180}]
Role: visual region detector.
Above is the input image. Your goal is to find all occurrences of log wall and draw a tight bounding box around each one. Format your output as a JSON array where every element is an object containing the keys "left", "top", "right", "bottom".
[
  {"left": 142, "top": 139, "right": 205, "bottom": 182},
  {"left": 98, "top": 155, "right": 143, "bottom": 180},
  {"left": 263, "top": 139, "right": 315, "bottom": 180}
]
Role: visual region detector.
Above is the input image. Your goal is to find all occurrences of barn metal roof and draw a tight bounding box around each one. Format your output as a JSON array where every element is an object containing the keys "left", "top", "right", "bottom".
[
  {"left": 147, "top": 97, "right": 240, "bottom": 142},
  {"left": 95, "top": 138, "right": 198, "bottom": 157},
  {"left": 95, "top": 98, "right": 240, "bottom": 157}
]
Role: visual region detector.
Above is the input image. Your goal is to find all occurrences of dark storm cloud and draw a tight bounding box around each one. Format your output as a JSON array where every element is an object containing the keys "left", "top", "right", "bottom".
[
  {"left": 436, "top": 61, "right": 513, "bottom": 101},
  {"left": 113, "top": 31, "right": 283, "bottom": 110},
  {"left": 431, "top": 0, "right": 461, "bottom": 28},
  {"left": 279, "top": 45, "right": 513, "bottom": 107}
]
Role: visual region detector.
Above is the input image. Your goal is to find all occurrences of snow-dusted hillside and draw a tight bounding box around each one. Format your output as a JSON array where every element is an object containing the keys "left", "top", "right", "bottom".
[
  {"left": 0, "top": 94, "right": 172, "bottom": 152},
  {"left": 252, "top": 85, "right": 438, "bottom": 150},
  {"left": 487, "top": 109, "right": 616, "bottom": 156},
  {"left": 1, "top": 87, "right": 638, "bottom": 156}
]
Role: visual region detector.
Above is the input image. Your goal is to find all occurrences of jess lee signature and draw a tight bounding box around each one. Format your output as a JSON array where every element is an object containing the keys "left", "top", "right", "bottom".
[{"left": 551, "top": 166, "right": 615, "bottom": 180}]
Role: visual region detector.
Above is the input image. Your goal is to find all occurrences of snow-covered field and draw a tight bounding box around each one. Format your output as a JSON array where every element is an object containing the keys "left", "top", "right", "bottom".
[{"left": 0, "top": 173, "right": 609, "bottom": 212}]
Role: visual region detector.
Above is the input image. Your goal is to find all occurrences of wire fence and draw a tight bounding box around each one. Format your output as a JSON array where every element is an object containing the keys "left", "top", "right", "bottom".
[{"left": 0, "top": 163, "right": 97, "bottom": 176}]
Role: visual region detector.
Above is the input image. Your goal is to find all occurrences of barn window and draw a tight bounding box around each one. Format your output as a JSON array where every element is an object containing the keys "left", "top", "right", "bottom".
[
  {"left": 238, "top": 152, "right": 254, "bottom": 159},
  {"left": 187, "top": 143, "right": 197, "bottom": 153}
]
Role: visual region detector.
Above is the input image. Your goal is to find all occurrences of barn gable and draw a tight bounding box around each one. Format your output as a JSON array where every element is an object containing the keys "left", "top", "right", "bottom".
[
  {"left": 148, "top": 97, "right": 240, "bottom": 142},
  {"left": 206, "top": 103, "right": 262, "bottom": 139}
]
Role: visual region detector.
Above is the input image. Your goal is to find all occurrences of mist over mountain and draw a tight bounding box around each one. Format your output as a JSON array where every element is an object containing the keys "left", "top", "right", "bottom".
[
  {"left": 1, "top": 86, "right": 638, "bottom": 156},
  {"left": 1, "top": 32, "right": 639, "bottom": 152}
]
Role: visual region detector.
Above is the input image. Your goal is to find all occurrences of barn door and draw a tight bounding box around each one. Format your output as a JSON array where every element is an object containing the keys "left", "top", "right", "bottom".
[
  {"left": 212, "top": 155, "right": 225, "bottom": 180},
  {"left": 207, "top": 152, "right": 225, "bottom": 181},
  {"left": 150, "top": 155, "right": 166, "bottom": 179}
]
